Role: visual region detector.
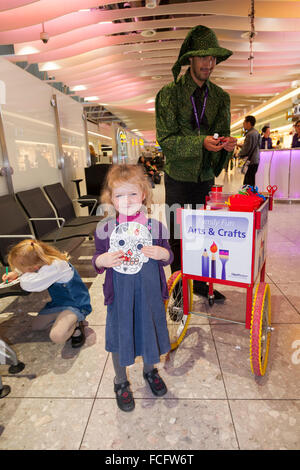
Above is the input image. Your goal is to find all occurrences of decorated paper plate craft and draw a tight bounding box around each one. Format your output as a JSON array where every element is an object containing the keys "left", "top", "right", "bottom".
[
  {"left": 0, "top": 278, "right": 20, "bottom": 289},
  {"left": 109, "top": 222, "right": 152, "bottom": 274}
]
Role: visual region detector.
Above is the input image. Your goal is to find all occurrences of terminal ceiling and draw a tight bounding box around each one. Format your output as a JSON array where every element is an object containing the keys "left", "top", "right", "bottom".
[{"left": 1, "top": 0, "right": 300, "bottom": 142}]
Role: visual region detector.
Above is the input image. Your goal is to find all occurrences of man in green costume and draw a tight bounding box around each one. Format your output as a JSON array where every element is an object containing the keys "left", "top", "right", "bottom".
[{"left": 156, "top": 25, "right": 237, "bottom": 301}]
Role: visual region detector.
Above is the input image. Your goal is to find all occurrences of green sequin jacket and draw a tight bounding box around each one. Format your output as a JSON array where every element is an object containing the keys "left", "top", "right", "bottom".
[{"left": 155, "top": 69, "right": 232, "bottom": 182}]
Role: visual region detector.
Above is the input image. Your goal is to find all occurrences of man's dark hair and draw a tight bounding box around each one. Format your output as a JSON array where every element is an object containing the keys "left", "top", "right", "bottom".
[
  {"left": 245, "top": 115, "right": 256, "bottom": 127},
  {"left": 261, "top": 125, "right": 270, "bottom": 133}
]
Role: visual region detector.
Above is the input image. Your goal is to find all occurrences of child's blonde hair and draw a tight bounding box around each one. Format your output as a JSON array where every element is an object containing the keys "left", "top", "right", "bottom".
[
  {"left": 7, "top": 239, "right": 69, "bottom": 273},
  {"left": 101, "top": 164, "right": 153, "bottom": 210}
]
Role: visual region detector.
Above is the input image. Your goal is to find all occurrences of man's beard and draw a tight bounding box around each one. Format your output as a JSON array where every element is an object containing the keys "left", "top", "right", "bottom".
[{"left": 191, "top": 63, "right": 213, "bottom": 83}]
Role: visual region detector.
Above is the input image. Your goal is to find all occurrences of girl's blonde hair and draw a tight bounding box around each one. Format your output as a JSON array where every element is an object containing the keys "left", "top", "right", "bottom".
[
  {"left": 101, "top": 164, "right": 153, "bottom": 209},
  {"left": 7, "top": 239, "right": 69, "bottom": 273}
]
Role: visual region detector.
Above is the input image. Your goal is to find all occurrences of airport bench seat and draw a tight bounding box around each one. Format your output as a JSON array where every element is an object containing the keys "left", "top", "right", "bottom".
[
  {"left": 16, "top": 188, "right": 97, "bottom": 242},
  {"left": 43, "top": 182, "right": 103, "bottom": 227},
  {"left": 0, "top": 194, "right": 86, "bottom": 267}
]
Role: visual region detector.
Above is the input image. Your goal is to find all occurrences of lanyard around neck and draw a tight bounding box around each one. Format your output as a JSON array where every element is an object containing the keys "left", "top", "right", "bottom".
[{"left": 190, "top": 86, "right": 208, "bottom": 135}]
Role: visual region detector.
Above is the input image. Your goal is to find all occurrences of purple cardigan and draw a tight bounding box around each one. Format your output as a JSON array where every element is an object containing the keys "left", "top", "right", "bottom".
[{"left": 92, "top": 214, "right": 174, "bottom": 305}]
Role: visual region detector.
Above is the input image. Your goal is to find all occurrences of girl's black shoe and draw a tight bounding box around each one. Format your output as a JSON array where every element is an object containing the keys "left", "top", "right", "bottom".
[
  {"left": 143, "top": 368, "right": 167, "bottom": 396},
  {"left": 114, "top": 380, "right": 135, "bottom": 412},
  {"left": 71, "top": 321, "right": 85, "bottom": 348}
]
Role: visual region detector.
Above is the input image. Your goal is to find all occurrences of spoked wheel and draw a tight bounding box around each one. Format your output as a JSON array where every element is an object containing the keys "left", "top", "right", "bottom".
[
  {"left": 165, "top": 271, "right": 193, "bottom": 350},
  {"left": 250, "top": 282, "right": 272, "bottom": 376}
]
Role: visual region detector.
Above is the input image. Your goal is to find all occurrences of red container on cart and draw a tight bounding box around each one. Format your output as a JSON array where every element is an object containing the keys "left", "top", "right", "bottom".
[
  {"left": 210, "top": 185, "right": 223, "bottom": 203},
  {"left": 228, "top": 194, "right": 263, "bottom": 212},
  {"left": 211, "top": 185, "right": 223, "bottom": 193}
]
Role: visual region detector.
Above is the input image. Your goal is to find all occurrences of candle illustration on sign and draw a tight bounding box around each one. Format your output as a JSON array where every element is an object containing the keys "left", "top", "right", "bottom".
[
  {"left": 219, "top": 250, "right": 229, "bottom": 280},
  {"left": 210, "top": 242, "right": 218, "bottom": 278}
]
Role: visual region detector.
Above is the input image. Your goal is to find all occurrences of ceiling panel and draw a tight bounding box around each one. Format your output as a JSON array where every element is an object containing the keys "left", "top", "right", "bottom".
[{"left": 1, "top": 0, "right": 299, "bottom": 141}]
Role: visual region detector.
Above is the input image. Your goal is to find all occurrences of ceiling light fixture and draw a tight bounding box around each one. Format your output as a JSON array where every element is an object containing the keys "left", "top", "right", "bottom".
[
  {"left": 70, "top": 85, "right": 87, "bottom": 91},
  {"left": 146, "top": 0, "right": 157, "bottom": 8},
  {"left": 39, "top": 62, "right": 61, "bottom": 71},
  {"left": 18, "top": 46, "right": 40, "bottom": 55},
  {"left": 88, "top": 131, "right": 112, "bottom": 140},
  {"left": 40, "top": 22, "right": 49, "bottom": 44},
  {"left": 231, "top": 86, "right": 300, "bottom": 130},
  {"left": 141, "top": 29, "right": 156, "bottom": 37}
]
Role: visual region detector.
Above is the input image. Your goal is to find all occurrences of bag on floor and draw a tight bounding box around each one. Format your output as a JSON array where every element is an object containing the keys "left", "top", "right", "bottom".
[{"left": 241, "top": 159, "right": 250, "bottom": 175}]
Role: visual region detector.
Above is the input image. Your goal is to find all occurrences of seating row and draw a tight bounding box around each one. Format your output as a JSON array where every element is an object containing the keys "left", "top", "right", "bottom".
[
  {"left": 0, "top": 182, "right": 103, "bottom": 276},
  {"left": 0, "top": 182, "right": 103, "bottom": 398}
]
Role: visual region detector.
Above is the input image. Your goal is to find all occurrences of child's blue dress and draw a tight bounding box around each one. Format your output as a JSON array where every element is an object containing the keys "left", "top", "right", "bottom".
[
  {"left": 106, "top": 252, "right": 171, "bottom": 367},
  {"left": 38, "top": 264, "right": 92, "bottom": 322}
]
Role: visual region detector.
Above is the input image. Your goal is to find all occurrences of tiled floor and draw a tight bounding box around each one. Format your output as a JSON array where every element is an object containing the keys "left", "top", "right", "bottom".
[{"left": 0, "top": 168, "right": 299, "bottom": 450}]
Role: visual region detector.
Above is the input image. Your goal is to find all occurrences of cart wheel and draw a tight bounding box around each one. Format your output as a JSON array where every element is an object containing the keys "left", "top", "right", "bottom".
[
  {"left": 250, "top": 282, "right": 272, "bottom": 376},
  {"left": 165, "top": 271, "right": 193, "bottom": 350}
]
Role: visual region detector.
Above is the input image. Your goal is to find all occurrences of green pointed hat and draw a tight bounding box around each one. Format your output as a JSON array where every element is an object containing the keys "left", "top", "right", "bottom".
[{"left": 172, "top": 25, "right": 233, "bottom": 82}]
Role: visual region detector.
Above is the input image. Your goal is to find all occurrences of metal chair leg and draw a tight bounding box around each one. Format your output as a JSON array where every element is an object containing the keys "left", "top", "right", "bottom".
[
  {"left": 0, "top": 339, "right": 25, "bottom": 374},
  {"left": 0, "top": 375, "right": 11, "bottom": 399}
]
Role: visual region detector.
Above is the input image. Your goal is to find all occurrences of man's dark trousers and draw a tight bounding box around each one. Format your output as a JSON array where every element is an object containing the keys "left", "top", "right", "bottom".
[
  {"left": 243, "top": 163, "right": 258, "bottom": 187},
  {"left": 164, "top": 172, "right": 214, "bottom": 273}
]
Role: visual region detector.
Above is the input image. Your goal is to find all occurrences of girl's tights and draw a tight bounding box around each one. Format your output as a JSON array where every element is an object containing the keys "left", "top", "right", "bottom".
[{"left": 111, "top": 352, "right": 154, "bottom": 384}]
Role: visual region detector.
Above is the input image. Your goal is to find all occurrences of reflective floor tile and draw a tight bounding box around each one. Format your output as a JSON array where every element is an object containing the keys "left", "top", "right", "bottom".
[
  {"left": 81, "top": 398, "right": 238, "bottom": 450},
  {"left": 230, "top": 399, "right": 300, "bottom": 450},
  {"left": 211, "top": 323, "right": 300, "bottom": 400},
  {"left": 0, "top": 398, "right": 93, "bottom": 450},
  {"left": 0, "top": 326, "right": 108, "bottom": 398},
  {"left": 98, "top": 326, "right": 227, "bottom": 400}
]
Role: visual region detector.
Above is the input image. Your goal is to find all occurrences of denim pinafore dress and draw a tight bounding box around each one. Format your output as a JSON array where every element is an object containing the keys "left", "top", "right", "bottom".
[
  {"left": 39, "top": 264, "right": 92, "bottom": 322},
  {"left": 106, "top": 221, "right": 171, "bottom": 367}
]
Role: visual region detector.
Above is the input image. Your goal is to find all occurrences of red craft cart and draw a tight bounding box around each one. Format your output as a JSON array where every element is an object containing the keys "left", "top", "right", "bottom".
[{"left": 165, "top": 187, "right": 277, "bottom": 377}]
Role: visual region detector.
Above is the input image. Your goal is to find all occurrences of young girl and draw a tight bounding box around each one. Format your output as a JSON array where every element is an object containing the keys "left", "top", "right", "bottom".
[
  {"left": 92, "top": 164, "right": 173, "bottom": 412},
  {"left": 2, "top": 240, "right": 92, "bottom": 348}
]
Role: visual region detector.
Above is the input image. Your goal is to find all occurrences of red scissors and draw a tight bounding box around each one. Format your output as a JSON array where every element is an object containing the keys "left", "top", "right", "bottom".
[{"left": 267, "top": 185, "right": 278, "bottom": 196}]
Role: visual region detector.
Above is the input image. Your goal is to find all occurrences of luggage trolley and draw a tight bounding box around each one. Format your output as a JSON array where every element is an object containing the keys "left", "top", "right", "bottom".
[{"left": 165, "top": 187, "right": 276, "bottom": 377}]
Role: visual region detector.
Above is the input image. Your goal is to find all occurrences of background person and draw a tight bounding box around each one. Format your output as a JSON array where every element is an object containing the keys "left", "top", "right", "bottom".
[
  {"left": 155, "top": 25, "right": 237, "bottom": 302},
  {"left": 239, "top": 115, "right": 261, "bottom": 187},
  {"left": 291, "top": 120, "right": 300, "bottom": 148},
  {"left": 260, "top": 125, "right": 273, "bottom": 149},
  {"left": 89, "top": 144, "right": 97, "bottom": 165},
  {"left": 3, "top": 239, "right": 91, "bottom": 348},
  {"left": 138, "top": 154, "right": 156, "bottom": 187}
]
